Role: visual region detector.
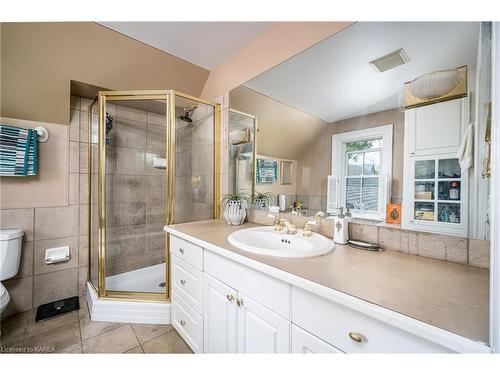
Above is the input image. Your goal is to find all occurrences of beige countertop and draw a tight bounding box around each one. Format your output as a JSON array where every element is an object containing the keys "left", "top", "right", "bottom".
[{"left": 166, "top": 219, "right": 489, "bottom": 345}]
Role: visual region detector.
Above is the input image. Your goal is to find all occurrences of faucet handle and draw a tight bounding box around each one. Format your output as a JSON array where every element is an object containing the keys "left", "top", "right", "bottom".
[
  {"left": 267, "top": 213, "right": 280, "bottom": 224},
  {"left": 304, "top": 220, "right": 317, "bottom": 229},
  {"left": 302, "top": 220, "right": 317, "bottom": 237}
]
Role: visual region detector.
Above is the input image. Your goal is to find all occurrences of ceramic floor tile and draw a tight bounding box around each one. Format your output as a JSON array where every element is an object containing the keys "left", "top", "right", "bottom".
[
  {"left": 125, "top": 345, "right": 144, "bottom": 353},
  {"left": 141, "top": 330, "right": 192, "bottom": 354},
  {"left": 131, "top": 323, "right": 174, "bottom": 344},
  {"left": 82, "top": 325, "right": 139, "bottom": 354},
  {"left": 79, "top": 318, "right": 125, "bottom": 342},
  {"left": 25, "top": 311, "right": 80, "bottom": 338},
  {"left": 58, "top": 341, "right": 83, "bottom": 353},
  {"left": 0, "top": 310, "right": 31, "bottom": 345},
  {"left": 2, "top": 321, "right": 81, "bottom": 353},
  {"left": 78, "top": 305, "right": 125, "bottom": 341}
]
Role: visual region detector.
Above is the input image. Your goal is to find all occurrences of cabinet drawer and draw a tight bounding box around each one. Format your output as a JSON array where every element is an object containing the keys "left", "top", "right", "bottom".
[
  {"left": 172, "top": 292, "right": 203, "bottom": 353},
  {"left": 292, "top": 324, "right": 343, "bottom": 353},
  {"left": 204, "top": 250, "right": 290, "bottom": 319},
  {"left": 170, "top": 235, "right": 203, "bottom": 270},
  {"left": 291, "top": 287, "right": 451, "bottom": 353},
  {"left": 172, "top": 255, "right": 203, "bottom": 314}
]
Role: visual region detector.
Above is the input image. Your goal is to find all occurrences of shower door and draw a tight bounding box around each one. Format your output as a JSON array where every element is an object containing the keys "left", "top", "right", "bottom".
[{"left": 89, "top": 90, "right": 220, "bottom": 301}]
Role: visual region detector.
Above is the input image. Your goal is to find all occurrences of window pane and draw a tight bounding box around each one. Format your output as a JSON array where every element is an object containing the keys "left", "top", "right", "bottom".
[
  {"left": 415, "top": 202, "right": 435, "bottom": 221},
  {"left": 415, "top": 160, "right": 435, "bottom": 179},
  {"left": 363, "top": 151, "right": 380, "bottom": 175},
  {"left": 415, "top": 181, "right": 434, "bottom": 200},
  {"left": 347, "top": 153, "right": 363, "bottom": 175},
  {"left": 438, "top": 159, "right": 461, "bottom": 178},
  {"left": 438, "top": 203, "right": 461, "bottom": 223},
  {"left": 438, "top": 181, "right": 461, "bottom": 201},
  {"left": 346, "top": 177, "right": 361, "bottom": 209},
  {"left": 361, "top": 177, "right": 379, "bottom": 211},
  {"left": 346, "top": 138, "right": 382, "bottom": 152}
]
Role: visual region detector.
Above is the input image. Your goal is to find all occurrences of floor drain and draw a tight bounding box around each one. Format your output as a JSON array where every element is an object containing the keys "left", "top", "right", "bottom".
[{"left": 158, "top": 282, "right": 166, "bottom": 288}]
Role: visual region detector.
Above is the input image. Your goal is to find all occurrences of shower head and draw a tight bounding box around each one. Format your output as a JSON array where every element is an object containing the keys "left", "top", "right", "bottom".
[
  {"left": 179, "top": 110, "right": 193, "bottom": 123},
  {"left": 179, "top": 104, "right": 198, "bottom": 123}
]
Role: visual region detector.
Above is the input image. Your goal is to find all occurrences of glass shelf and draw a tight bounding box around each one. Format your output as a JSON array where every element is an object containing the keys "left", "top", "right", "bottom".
[
  {"left": 437, "top": 202, "right": 461, "bottom": 224},
  {"left": 410, "top": 157, "right": 464, "bottom": 229}
]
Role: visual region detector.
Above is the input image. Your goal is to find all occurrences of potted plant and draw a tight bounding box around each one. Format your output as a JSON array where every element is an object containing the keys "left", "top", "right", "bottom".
[
  {"left": 251, "top": 191, "right": 274, "bottom": 211},
  {"left": 220, "top": 191, "right": 250, "bottom": 225}
]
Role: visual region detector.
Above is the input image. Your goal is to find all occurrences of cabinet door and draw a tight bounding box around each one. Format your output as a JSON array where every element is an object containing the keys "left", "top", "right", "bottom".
[
  {"left": 237, "top": 292, "right": 290, "bottom": 353},
  {"left": 291, "top": 324, "right": 343, "bottom": 353},
  {"left": 203, "top": 274, "right": 237, "bottom": 353},
  {"left": 406, "top": 98, "right": 467, "bottom": 156}
]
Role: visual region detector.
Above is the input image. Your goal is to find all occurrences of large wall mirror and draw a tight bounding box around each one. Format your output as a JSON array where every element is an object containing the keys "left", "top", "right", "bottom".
[{"left": 229, "top": 22, "right": 492, "bottom": 246}]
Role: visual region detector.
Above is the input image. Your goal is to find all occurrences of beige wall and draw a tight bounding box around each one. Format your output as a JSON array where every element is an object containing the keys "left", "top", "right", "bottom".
[
  {"left": 297, "top": 108, "right": 405, "bottom": 200},
  {"left": 229, "top": 86, "right": 330, "bottom": 160},
  {"left": 0, "top": 22, "right": 209, "bottom": 209},
  {"left": 0, "top": 22, "right": 209, "bottom": 125},
  {"left": 202, "top": 22, "right": 354, "bottom": 99},
  {"left": 256, "top": 154, "right": 297, "bottom": 199}
]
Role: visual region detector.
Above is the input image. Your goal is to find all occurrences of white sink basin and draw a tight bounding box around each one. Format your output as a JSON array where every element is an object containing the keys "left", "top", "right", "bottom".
[{"left": 227, "top": 226, "right": 335, "bottom": 258}]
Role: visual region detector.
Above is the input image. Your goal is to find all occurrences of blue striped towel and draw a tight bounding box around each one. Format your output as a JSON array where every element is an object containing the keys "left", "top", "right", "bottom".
[
  {"left": 256, "top": 158, "right": 277, "bottom": 183},
  {"left": 0, "top": 125, "right": 38, "bottom": 176}
]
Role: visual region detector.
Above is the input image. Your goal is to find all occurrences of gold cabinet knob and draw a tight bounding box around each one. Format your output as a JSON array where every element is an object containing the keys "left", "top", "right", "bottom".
[
  {"left": 226, "top": 294, "right": 234, "bottom": 301},
  {"left": 348, "top": 332, "right": 363, "bottom": 343},
  {"left": 180, "top": 320, "right": 186, "bottom": 326},
  {"left": 180, "top": 279, "right": 186, "bottom": 285},
  {"left": 179, "top": 248, "right": 185, "bottom": 254},
  {"left": 236, "top": 298, "right": 243, "bottom": 307}
]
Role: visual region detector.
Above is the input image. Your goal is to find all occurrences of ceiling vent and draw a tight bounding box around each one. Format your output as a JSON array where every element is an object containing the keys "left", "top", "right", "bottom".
[{"left": 369, "top": 49, "right": 410, "bottom": 73}]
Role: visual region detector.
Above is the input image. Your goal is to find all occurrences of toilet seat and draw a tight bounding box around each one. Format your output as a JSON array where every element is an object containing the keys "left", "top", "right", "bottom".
[{"left": 0, "top": 282, "right": 10, "bottom": 314}]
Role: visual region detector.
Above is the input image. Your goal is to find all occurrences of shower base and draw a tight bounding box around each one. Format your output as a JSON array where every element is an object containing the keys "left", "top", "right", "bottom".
[
  {"left": 86, "top": 263, "right": 171, "bottom": 324},
  {"left": 106, "top": 262, "right": 166, "bottom": 293}
]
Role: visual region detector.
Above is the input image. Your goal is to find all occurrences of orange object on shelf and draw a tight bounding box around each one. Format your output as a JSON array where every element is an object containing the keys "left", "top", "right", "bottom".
[{"left": 386, "top": 203, "right": 402, "bottom": 224}]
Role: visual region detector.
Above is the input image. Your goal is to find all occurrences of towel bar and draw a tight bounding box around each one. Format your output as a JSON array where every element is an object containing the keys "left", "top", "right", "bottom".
[{"left": 34, "top": 126, "right": 49, "bottom": 142}]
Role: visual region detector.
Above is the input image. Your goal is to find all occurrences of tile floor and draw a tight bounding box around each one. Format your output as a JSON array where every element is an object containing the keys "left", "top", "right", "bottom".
[{"left": 0, "top": 297, "right": 192, "bottom": 354}]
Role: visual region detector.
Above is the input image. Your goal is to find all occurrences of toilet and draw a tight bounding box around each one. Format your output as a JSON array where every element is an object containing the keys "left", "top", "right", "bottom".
[{"left": 0, "top": 228, "right": 24, "bottom": 317}]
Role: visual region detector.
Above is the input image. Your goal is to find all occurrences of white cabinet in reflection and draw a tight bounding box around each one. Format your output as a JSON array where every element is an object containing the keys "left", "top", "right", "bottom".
[{"left": 403, "top": 97, "right": 469, "bottom": 237}]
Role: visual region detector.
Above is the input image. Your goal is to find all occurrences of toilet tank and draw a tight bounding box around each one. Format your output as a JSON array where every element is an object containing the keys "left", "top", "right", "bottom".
[{"left": 0, "top": 228, "right": 24, "bottom": 281}]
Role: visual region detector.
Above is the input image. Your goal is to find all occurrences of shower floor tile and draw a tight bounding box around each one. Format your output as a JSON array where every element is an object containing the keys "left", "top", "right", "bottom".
[{"left": 0, "top": 297, "right": 191, "bottom": 354}]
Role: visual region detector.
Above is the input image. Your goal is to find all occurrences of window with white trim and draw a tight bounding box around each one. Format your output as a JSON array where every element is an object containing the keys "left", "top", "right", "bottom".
[{"left": 331, "top": 125, "right": 393, "bottom": 220}]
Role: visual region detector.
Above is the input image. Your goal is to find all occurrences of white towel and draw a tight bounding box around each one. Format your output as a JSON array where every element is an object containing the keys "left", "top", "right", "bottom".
[{"left": 457, "top": 123, "right": 474, "bottom": 173}]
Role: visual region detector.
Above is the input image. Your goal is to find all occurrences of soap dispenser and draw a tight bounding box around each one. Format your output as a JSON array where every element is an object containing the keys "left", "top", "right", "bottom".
[{"left": 333, "top": 207, "right": 349, "bottom": 245}]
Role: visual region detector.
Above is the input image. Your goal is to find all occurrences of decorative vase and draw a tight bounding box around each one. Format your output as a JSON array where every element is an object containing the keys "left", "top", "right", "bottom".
[{"left": 223, "top": 200, "right": 246, "bottom": 225}]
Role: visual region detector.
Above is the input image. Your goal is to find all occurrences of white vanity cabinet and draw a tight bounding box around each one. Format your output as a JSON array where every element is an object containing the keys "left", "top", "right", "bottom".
[
  {"left": 203, "top": 252, "right": 290, "bottom": 353},
  {"left": 203, "top": 273, "right": 238, "bottom": 353},
  {"left": 168, "top": 233, "right": 489, "bottom": 354},
  {"left": 291, "top": 324, "right": 343, "bottom": 353}
]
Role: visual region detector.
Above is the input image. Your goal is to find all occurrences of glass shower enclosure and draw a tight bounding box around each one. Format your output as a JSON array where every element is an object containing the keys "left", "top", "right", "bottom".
[{"left": 87, "top": 90, "right": 220, "bottom": 302}]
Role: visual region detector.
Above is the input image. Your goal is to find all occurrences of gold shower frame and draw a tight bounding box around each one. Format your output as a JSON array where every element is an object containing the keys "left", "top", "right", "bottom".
[{"left": 88, "top": 90, "right": 221, "bottom": 302}]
